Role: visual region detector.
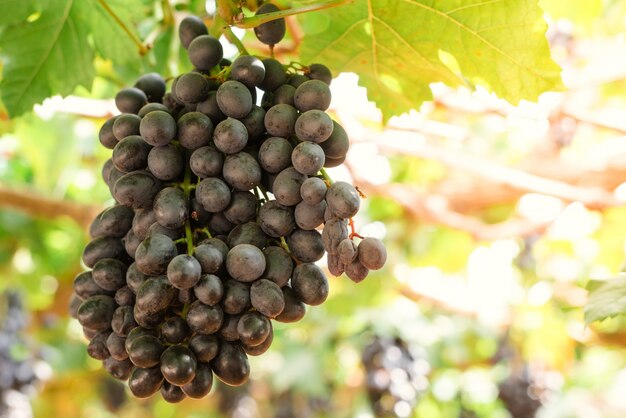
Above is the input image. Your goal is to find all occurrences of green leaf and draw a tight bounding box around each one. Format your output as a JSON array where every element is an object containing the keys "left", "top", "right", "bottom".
[
  {"left": 0, "top": 0, "right": 94, "bottom": 117},
  {"left": 299, "top": 0, "right": 563, "bottom": 121},
  {"left": 0, "top": 0, "right": 49, "bottom": 25},
  {"left": 584, "top": 276, "right": 626, "bottom": 324},
  {"left": 75, "top": 0, "right": 145, "bottom": 68}
]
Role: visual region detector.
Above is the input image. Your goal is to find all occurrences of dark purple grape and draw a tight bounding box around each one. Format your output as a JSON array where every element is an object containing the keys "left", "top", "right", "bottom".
[
  {"left": 357, "top": 237, "right": 387, "bottom": 270},
  {"left": 135, "top": 275, "right": 177, "bottom": 314},
  {"left": 106, "top": 333, "right": 128, "bottom": 361},
  {"left": 134, "top": 234, "right": 178, "bottom": 275},
  {"left": 216, "top": 80, "right": 252, "bottom": 119},
  {"left": 167, "top": 254, "right": 202, "bottom": 289},
  {"left": 115, "top": 87, "right": 148, "bottom": 114},
  {"left": 320, "top": 120, "right": 349, "bottom": 158},
  {"left": 139, "top": 110, "right": 177, "bottom": 147},
  {"left": 181, "top": 362, "right": 213, "bottom": 398},
  {"left": 77, "top": 295, "right": 116, "bottom": 331},
  {"left": 112, "top": 113, "right": 141, "bottom": 141},
  {"left": 295, "top": 110, "right": 333, "bottom": 143},
  {"left": 154, "top": 187, "right": 188, "bottom": 230},
  {"left": 321, "top": 218, "right": 348, "bottom": 254},
  {"left": 294, "top": 80, "right": 331, "bottom": 112},
  {"left": 129, "top": 366, "right": 164, "bottom": 398},
  {"left": 161, "top": 316, "right": 191, "bottom": 344},
  {"left": 242, "top": 323, "right": 273, "bottom": 356},
  {"left": 306, "top": 63, "right": 332, "bottom": 85},
  {"left": 135, "top": 72, "right": 167, "bottom": 102},
  {"left": 82, "top": 237, "right": 125, "bottom": 268},
  {"left": 174, "top": 72, "right": 210, "bottom": 105},
  {"left": 219, "top": 314, "right": 242, "bottom": 342},
  {"left": 128, "top": 334, "right": 164, "bottom": 368},
  {"left": 138, "top": 102, "right": 170, "bottom": 118},
  {"left": 104, "top": 357, "right": 134, "bottom": 381},
  {"left": 222, "top": 152, "right": 262, "bottom": 191},
  {"left": 287, "top": 229, "right": 324, "bottom": 263},
  {"left": 326, "top": 181, "right": 360, "bottom": 219},
  {"left": 221, "top": 279, "right": 251, "bottom": 315},
  {"left": 227, "top": 222, "right": 268, "bottom": 249},
  {"left": 190, "top": 145, "right": 224, "bottom": 178},
  {"left": 193, "top": 243, "right": 226, "bottom": 274},
  {"left": 87, "top": 332, "right": 111, "bottom": 360},
  {"left": 253, "top": 3, "right": 286, "bottom": 46},
  {"left": 160, "top": 345, "right": 197, "bottom": 386},
  {"left": 291, "top": 263, "right": 329, "bottom": 306},
  {"left": 345, "top": 259, "right": 369, "bottom": 283},
  {"left": 113, "top": 171, "right": 161, "bottom": 209},
  {"left": 338, "top": 238, "right": 358, "bottom": 264},
  {"left": 196, "top": 91, "right": 226, "bottom": 125},
  {"left": 272, "top": 84, "right": 296, "bottom": 106},
  {"left": 188, "top": 35, "right": 223, "bottom": 71},
  {"left": 189, "top": 334, "right": 220, "bottom": 363},
  {"left": 112, "top": 135, "right": 151, "bottom": 173},
  {"left": 90, "top": 205, "right": 134, "bottom": 239},
  {"left": 259, "top": 58, "right": 286, "bottom": 91},
  {"left": 275, "top": 286, "right": 306, "bottom": 323},
  {"left": 287, "top": 74, "right": 309, "bottom": 88},
  {"left": 179, "top": 15, "right": 208, "bottom": 49},
  {"left": 115, "top": 286, "right": 135, "bottom": 306},
  {"left": 73, "top": 271, "right": 113, "bottom": 299},
  {"left": 223, "top": 191, "right": 257, "bottom": 225},
  {"left": 99, "top": 116, "right": 119, "bottom": 149},
  {"left": 258, "top": 137, "right": 293, "bottom": 174},
  {"left": 230, "top": 55, "right": 266, "bottom": 88},
  {"left": 291, "top": 141, "right": 325, "bottom": 175},
  {"left": 262, "top": 246, "right": 293, "bottom": 287},
  {"left": 147, "top": 144, "right": 185, "bottom": 181},
  {"left": 273, "top": 167, "right": 307, "bottom": 206},
  {"left": 214, "top": 118, "right": 248, "bottom": 154},
  {"left": 111, "top": 305, "right": 137, "bottom": 337},
  {"left": 250, "top": 279, "right": 284, "bottom": 318},
  {"left": 194, "top": 274, "right": 224, "bottom": 305},
  {"left": 237, "top": 312, "right": 271, "bottom": 347},
  {"left": 186, "top": 301, "right": 223, "bottom": 335},
  {"left": 161, "top": 382, "right": 186, "bottom": 403},
  {"left": 226, "top": 244, "right": 266, "bottom": 282},
  {"left": 300, "top": 177, "right": 327, "bottom": 204},
  {"left": 211, "top": 342, "right": 250, "bottom": 386},
  {"left": 258, "top": 200, "right": 295, "bottom": 238},
  {"left": 294, "top": 200, "right": 326, "bottom": 230},
  {"left": 177, "top": 111, "right": 213, "bottom": 149},
  {"left": 240, "top": 105, "right": 266, "bottom": 142},
  {"left": 196, "top": 177, "right": 231, "bottom": 212},
  {"left": 264, "top": 104, "right": 298, "bottom": 138}
]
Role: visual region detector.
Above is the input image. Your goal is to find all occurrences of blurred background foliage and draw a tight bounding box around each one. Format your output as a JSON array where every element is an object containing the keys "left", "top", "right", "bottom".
[{"left": 2, "top": 0, "right": 626, "bottom": 417}]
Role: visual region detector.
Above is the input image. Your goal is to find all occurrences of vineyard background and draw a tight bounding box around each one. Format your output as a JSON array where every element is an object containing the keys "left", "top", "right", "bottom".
[{"left": 3, "top": 0, "right": 626, "bottom": 417}]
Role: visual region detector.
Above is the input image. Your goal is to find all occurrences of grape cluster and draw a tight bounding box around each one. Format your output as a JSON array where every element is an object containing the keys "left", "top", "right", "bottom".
[
  {"left": 0, "top": 291, "right": 39, "bottom": 416},
  {"left": 70, "top": 9, "right": 387, "bottom": 402},
  {"left": 362, "top": 336, "right": 427, "bottom": 417}
]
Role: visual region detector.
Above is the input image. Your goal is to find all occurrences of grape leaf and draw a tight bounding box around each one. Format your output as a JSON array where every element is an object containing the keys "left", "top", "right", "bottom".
[
  {"left": 0, "top": 0, "right": 49, "bottom": 25},
  {"left": 0, "top": 0, "right": 95, "bottom": 118},
  {"left": 584, "top": 276, "right": 626, "bottom": 324},
  {"left": 299, "top": 0, "right": 563, "bottom": 121}
]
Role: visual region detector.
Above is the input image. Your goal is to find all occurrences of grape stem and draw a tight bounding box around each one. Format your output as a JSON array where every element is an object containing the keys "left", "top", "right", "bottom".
[
  {"left": 181, "top": 303, "right": 191, "bottom": 320},
  {"left": 182, "top": 153, "right": 194, "bottom": 256},
  {"left": 233, "top": 0, "right": 355, "bottom": 28},
  {"left": 319, "top": 167, "right": 334, "bottom": 185},
  {"left": 97, "top": 0, "right": 149, "bottom": 55},
  {"left": 349, "top": 217, "right": 364, "bottom": 240},
  {"left": 223, "top": 26, "right": 249, "bottom": 55}
]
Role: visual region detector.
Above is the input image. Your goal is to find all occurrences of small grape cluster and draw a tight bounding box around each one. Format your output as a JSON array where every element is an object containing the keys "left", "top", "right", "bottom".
[
  {"left": 362, "top": 336, "right": 427, "bottom": 417},
  {"left": 0, "top": 292, "right": 39, "bottom": 415},
  {"left": 70, "top": 8, "right": 387, "bottom": 402}
]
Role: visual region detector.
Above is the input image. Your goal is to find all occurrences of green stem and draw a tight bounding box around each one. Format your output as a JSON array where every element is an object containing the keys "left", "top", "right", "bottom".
[
  {"left": 319, "top": 168, "right": 334, "bottom": 184},
  {"left": 223, "top": 26, "right": 249, "bottom": 55},
  {"left": 184, "top": 221, "right": 194, "bottom": 255},
  {"left": 234, "top": 0, "right": 353, "bottom": 28},
  {"left": 257, "top": 185, "right": 270, "bottom": 202},
  {"left": 97, "top": 0, "right": 149, "bottom": 55},
  {"left": 182, "top": 153, "right": 194, "bottom": 256},
  {"left": 280, "top": 236, "right": 290, "bottom": 252},
  {"left": 161, "top": 0, "right": 174, "bottom": 27},
  {"left": 181, "top": 303, "right": 191, "bottom": 319}
]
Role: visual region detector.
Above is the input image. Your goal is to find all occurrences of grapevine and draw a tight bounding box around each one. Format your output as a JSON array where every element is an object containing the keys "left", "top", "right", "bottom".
[{"left": 69, "top": 4, "right": 387, "bottom": 402}]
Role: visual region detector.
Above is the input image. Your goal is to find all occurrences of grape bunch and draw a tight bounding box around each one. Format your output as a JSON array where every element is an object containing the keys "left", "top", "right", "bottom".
[
  {"left": 0, "top": 291, "right": 39, "bottom": 416},
  {"left": 70, "top": 7, "right": 387, "bottom": 402},
  {"left": 361, "top": 336, "right": 427, "bottom": 417}
]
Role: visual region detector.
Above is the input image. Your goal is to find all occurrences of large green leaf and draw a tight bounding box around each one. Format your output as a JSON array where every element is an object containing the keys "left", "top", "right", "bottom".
[
  {"left": 0, "top": 0, "right": 49, "bottom": 25},
  {"left": 584, "top": 276, "right": 626, "bottom": 324},
  {"left": 0, "top": 0, "right": 145, "bottom": 117},
  {"left": 299, "top": 0, "right": 563, "bottom": 121},
  {"left": 0, "top": 0, "right": 94, "bottom": 117}
]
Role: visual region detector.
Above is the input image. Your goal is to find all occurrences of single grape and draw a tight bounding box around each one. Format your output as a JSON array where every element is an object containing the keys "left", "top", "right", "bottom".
[
  {"left": 357, "top": 237, "right": 387, "bottom": 270},
  {"left": 87, "top": 332, "right": 111, "bottom": 360},
  {"left": 345, "top": 258, "right": 369, "bottom": 283},
  {"left": 160, "top": 345, "right": 198, "bottom": 386},
  {"left": 161, "top": 316, "right": 191, "bottom": 344},
  {"left": 237, "top": 312, "right": 271, "bottom": 347},
  {"left": 294, "top": 80, "right": 332, "bottom": 112},
  {"left": 292, "top": 141, "right": 325, "bottom": 175},
  {"left": 135, "top": 275, "right": 177, "bottom": 314},
  {"left": 264, "top": 104, "right": 298, "bottom": 138},
  {"left": 77, "top": 295, "right": 117, "bottom": 331},
  {"left": 272, "top": 167, "right": 307, "bottom": 206},
  {"left": 124, "top": 229, "right": 142, "bottom": 258},
  {"left": 227, "top": 222, "right": 269, "bottom": 249},
  {"left": 214, "top": 118, "right": 248, "bottom": 154},
  {"left": 271, "top": 84, "right": 296, "bottom": 106},
  {"left": 262, "top": 246, "right": 293, "bottom": 287},
  {"left": 242, "top": 323, "right": 273, "bottom": 356},
  {"left": 186, "top": 301, "right": 223, "bottom": 335},
  {"left": 250, "top": 279, "right": 284, "bottom": 318},
  {"left": 275, "top": 286, "right": 306, "bottom": 323},
  {"left": 189, "top": 334, "right": 219, "bottom": 363},
  {"left": 222, "top": 152, "right": 262, "bottom": 191},
  {"left": 294, "top": 200, "right": 326, "bottom": 230},
  {"left": 327, "top": 253, "right": 345, "bottom": 277},
  {"left": 115, "top": 87, "right": 148, "bottom": 114},
  {"left": 167, "top": 254, "right": 202, "bottom": 289},
  {"left": 287, "top": 74, "right": 309, "bottom": 88},
  {"left": 223, "top": 191, "right": 257, "bottom": 225},
  {"left": 221, "top": 279, "right": 251, "bottom": 315},
  {"left": 326, "top": 181, "right": 360, "bottom": 219},
  {"left": 188, "top": 35, "right": 223, "bottom": 71},
  {"left": 112, "top": 113, "right": 141, "bottom": 141},
  {"left": 306, "top": 63, "right": 333, "bottom": 85},
  {"left": 111, "top": 305, "right": 137, "bottom": 337},
  {"left": 338, "top": 238, "right": 358, "bottom": 264},
  {"left": 291, "top": 263, "right": 329, "bottom": 306},
  {"left": 106, "top": 333, "right": 128, "bottom": 361},
  {"left": 138, "top": 102, "right": 170, "bottom": 118},
  {"left": 154, "top": 187, "right": 189, "bottom": 230},
  {"left": 128, "top": 366, "right": 164, "bottom": 398},
  {"left": 300, "top": 176, "right": 327, "bottom": 204},
  {"left": 219, "top": 314, "right": 242, "bottom": 342},
  {"left": 324, "top": 154, "right": 346, "bottom": 168},
  {"left": 253, "top": 3, "right": 286, "bottom": 46},
  {"left": 90, "top": 205, "right": 135, "bottom": 239},
  {"left": 126, "top": 263, "right": 148, "bottom": 293},
  {"left": 259, "top": 58, "right": 286, "bottom": 91},
  {"left": 211, "top": 342, "right": 250, "bottom": 386},
  {"left": 99, "top": 116, "right": 119, "bottom": 149},
  {"left": 147, "top": 222, "right": 182, "bottom": 240},
  {"left": 216, "top": 80, "right": 252, "bottom": 119},
  {"left": 321, "top": 218, "right": 348, "bottom": 254},
  {"left": 114, "top": 286, "right": 135, "bottom": 306},
  {"left": 134, "top": 234, "right": 178, "bottom": 275},
  {"left": 179, "top": 15, "right": 208, "bottom": 49},
  {"left": 92, "top": 258, "right": 127, "bottom": 291},
  {"left": 196, "top": 91, "right": 227, "bottom": 125},
  {"left": 128, "top": 334, "right": 164, "bottom": 367},
  {"left": 161, "top": 382, "right": 186, "bottom": 403},
  {"left": 258, "top": 200, "right": 295, "bottom": 238},
  {"left": 147, "top": 144, "right": 185, "bottom": 181},
  {"left": 82, "top": 237, "right": 125, "bottom": 268},
  {"left": 190, "top": 145, "right": 224, "bottom": 178},
  {"left": 208, "top": 212, "right": 235, "bottom": 236},
  {"left": 194, "top": 274, "right": 224, "bottom": 305},
  {"left": 134, "top": 72, "right": 167, "bottom": 102},
  {"left": 226, "top": 244, "right": 266, "bottom": 282},
  {"left": 258, "top": 137, "right": 293, "bottom": 174},
  {"left": 74, "top": 271, "right": 112, "bottom": 299},
  {"left": 104, "top": 357, "right": 134, "bottom": 381},
  {"left": 140, "top": 110, "right": 177, "bottom": 147},
  {"left": 112, "top": 135, "right": 151, "bottom": 173},
  {"left": 230, "top": 55, "right": 266, "bottom": 88},
  {"left": 134, "top": 305, "right": 166, "bottom": 329},
  {"left": 320, "top": 120, "right": 349, "bottom": 158},
  {"left": 181, "top": 362, "right": 213, "bottom": 398},
  {"left": 177, "top": 111, "right": 213, "bottom": 150},
  {"left": 194, "top": 242, "right": 227, "bottom": 274},
  {"left": 196, "top": 177, "right": 231, "bottom": 212},
  {"left": 240, "top": 105, "right": 266, "bottom": 142},
  {"left": 295, "top": 109, "right": 333, "bottom": 143},
  {"left": 287, "top": 229, "right": 325, "bottom": 263}
]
